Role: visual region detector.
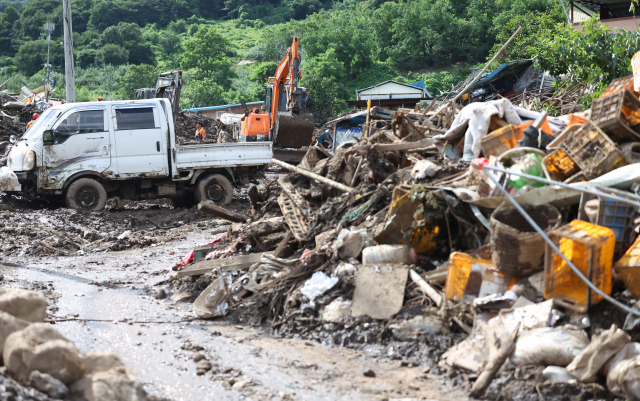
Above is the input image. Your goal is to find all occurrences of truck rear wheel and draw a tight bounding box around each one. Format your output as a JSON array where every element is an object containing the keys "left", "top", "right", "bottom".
[
  {"left": 195, "top": 174, "right": 233, "bottom": 205},
  {"left": 65, "top": 178, "right": 107, "bottom": 211}
]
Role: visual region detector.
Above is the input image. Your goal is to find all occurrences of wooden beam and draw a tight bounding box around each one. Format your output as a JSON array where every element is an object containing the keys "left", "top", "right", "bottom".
[{"left": 198, "top": 202, "right": 249, "bottom": 223}]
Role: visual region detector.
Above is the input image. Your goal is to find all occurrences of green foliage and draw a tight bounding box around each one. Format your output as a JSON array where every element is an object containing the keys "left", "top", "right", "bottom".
[
  {"left": 15, "top": 39, "right": 60, "bottom": 76},
  {"left": 180, "top": 77, "right": 226, "bottom": 109},
  {"left": 537, "top": 17, "right": 640, "bottom": 90},
  {"left": 102, "top": 22, "right": 155, "bottom": 65},
  {"left": 117, "top": 63, "right": 156, "bottom": 98},
  {"left": 180, "top": 26, "right": 236, "bottom": 87},
  {"left": 101, "top": 44, "right": 129, "bottom": 65}
]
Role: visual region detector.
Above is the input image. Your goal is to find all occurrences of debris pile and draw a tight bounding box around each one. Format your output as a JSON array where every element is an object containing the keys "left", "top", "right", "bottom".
[
  {"left": 0, "top": 287, "right": 148, "bottom": 400},
  {"left": 163, "top": 70, "right": 640, "bottom": 400},
  {"left": 174, "top": 111, "right": 236, "bottom": 144}
]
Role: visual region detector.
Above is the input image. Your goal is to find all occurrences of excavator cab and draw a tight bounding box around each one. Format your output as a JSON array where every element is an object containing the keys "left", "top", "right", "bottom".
[{"left": 240, "top": 37, "right": 314, "bottom": 149}]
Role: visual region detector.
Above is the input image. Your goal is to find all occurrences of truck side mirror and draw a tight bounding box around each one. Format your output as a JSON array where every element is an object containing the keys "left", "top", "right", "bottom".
[{"left": 42, "top": 130, "right": 54, "bottom": 145}]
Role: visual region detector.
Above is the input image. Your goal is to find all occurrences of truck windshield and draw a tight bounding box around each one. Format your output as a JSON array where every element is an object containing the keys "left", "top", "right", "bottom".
[{"left": 21, "top": 108, "right": 57, "bottom": 141}]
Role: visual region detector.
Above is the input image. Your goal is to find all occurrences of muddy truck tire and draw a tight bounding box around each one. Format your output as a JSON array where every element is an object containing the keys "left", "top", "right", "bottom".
[
  {"left": 65, "top": 178, "right": 107, "bottom": 211},
  {"left": 195, "top": 174, "right": 233, "bottom": 205}
]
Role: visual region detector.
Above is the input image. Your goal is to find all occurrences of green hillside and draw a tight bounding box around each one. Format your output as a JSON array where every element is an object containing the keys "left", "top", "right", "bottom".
[{"left": 0, "top": 0, "right": 568, "bottom": 120}]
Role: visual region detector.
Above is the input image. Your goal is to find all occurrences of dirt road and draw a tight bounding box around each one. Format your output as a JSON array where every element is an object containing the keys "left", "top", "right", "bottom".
[{"left": 0, "top": 222, "right": 469, "bottom": 401}]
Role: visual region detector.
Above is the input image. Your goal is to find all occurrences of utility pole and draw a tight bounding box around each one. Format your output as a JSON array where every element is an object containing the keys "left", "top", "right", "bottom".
[
  {"left": 62, "top": 0, "right": 75, "bottom": 103},
  {"left": 44, "top": 21, "right": 55, "bottom": 102}
]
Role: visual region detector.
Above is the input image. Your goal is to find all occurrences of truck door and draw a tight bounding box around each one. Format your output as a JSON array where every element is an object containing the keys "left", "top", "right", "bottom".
[
  {"left": 42, "top": 107, "right": 110, "bottom": 188},
  {"left": 111, "top": 105, "right": 168, "bottom": 177}
]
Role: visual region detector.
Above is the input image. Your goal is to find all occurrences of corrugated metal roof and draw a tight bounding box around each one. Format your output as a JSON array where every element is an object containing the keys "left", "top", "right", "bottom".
[
  {"left": 356, "top": 80, "right": 431, "bottom": 98},
  {"left": 465, "top": 59, "right": 533, "bottom": 92}
]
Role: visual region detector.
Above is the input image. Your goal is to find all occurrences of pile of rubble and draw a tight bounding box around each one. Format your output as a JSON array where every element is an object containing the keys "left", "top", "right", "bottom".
[
  {"left": 0, "top": 108, "right": 31, "bottom": 167},
  {"left": 174, "top": 111, "right": 235, "bottom": 144},
  {"left": 164, "top": 71, "right": 640, "bottom": 400},
  {"left": 0, "top": 197, "right": 212, "bottom": 257},
  {"left": 0, "top": 287, "right": 148, "bottom": 400}
]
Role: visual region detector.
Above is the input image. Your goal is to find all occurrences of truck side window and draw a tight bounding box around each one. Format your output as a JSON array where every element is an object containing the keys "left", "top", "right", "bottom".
[
  {"left": 54, "top": 110, "right": 105, "bottom": 144},
  {"left": 115, "top": 108, "right": 157, "bottom": 130}
]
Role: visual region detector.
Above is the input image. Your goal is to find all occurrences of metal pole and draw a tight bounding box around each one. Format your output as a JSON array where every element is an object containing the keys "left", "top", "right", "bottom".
[
  {"left": 484, "top": 169, "right": 640, "bottom": 317},
  {"left": 483, "top": 165, "right": 640, "bottom": 209},
  {"left": 62, "top": 0, "right": 75, "bottom": 103}
]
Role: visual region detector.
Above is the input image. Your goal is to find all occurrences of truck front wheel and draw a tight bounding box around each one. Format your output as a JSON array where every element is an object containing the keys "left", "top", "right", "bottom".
[
  {"left": 195, "top": 174, "right": 233, "bottom": 205},
  {"left": 65, "top": 178, "right": 107, "bottom": 211}
]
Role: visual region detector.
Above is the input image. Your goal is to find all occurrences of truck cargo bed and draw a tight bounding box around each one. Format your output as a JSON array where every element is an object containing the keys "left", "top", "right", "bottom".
[{"left": 175, "top": 142, "right": 273, "bottom": 170}]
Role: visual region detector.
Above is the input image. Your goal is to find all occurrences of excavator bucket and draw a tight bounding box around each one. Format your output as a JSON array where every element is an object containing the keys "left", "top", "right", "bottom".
[{"left": 273, "top": 111, "right": 315, "bottom": 148}]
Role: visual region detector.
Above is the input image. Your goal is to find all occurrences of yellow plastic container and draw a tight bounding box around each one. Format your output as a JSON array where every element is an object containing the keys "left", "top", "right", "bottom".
[
  {"left": 480, "top": 124, "right": 519, "bottom": 157},
  {"left": 542, "top": 149, "right": 581, "bottom": 182},
  {"left": 544, "top": 220, "right": 615, "bottom": 311},
  {"left": 614, "top": 236, "right": 640, "bottom": 299},
  {"left": 445, "top": 252, "right": 518, "bottom": 301}
]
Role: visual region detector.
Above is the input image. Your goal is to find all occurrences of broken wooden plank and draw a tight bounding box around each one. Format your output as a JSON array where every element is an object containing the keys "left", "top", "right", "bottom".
[
  {"left": 173, "top": 252, "right": 266, "bottom": 278},
  {"left": 352, "top": 138, "right": 435, "bottom": 152},
  {"left": 198, "top": 202, "right": 249, "bottom": 223},
  {"left": 271, "top": 158, "right": 356, "bottom": 194},
  {"left": 273, "top": 231, "right": 293, "bottom": 258}
]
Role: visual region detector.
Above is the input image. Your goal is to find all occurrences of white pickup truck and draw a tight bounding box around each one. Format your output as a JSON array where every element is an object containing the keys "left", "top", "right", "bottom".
[{"left": 0, "top": 99, "right": 272, "bottom": 210}]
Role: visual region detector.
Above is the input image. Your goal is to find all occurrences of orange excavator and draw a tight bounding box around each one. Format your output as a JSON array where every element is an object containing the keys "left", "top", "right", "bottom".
[{"left": 240, "top": 37, "right": 314, "bottom": 158}]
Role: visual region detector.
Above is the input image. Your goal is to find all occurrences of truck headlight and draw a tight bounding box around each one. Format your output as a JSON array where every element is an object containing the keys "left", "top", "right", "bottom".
[{"left": 22, "top": 150, "right": 35, "bottom": 171}]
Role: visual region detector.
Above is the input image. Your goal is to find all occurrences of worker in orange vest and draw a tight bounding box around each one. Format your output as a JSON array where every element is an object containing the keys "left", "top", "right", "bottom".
[
  {"left": 194, "top": 122, "right": 206, "bottom": 141},
  {"left": 26, "top": 113, "right": 39, "bottom": 130}
]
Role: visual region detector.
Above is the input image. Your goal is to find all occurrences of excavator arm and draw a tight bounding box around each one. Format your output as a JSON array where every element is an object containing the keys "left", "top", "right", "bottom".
[{"left": 270, "top": 46, "right": 291, "bottom": 126}]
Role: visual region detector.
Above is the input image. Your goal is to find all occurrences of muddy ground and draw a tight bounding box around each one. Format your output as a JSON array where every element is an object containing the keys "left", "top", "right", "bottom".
[
  {"left": 0, "top": 167, "right": 472, "bottom": 401},
  {"left": 0, "top": 220, "right": 469, "bottom": 400}
]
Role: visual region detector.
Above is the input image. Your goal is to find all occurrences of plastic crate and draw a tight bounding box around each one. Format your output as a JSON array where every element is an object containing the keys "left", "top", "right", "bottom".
[
  {"left": 591, "top": 88, "right": 640, "bottom": 142},
  {"left": 547, "top": 124, "right": 583, "bottom": 152},
  {"left": 445, "top": 252, "right": 518, "bottom": 301},
  {"left": 601, "top": 75, "right": 639, "bottom": 98},
  {"left": 614, "top": 236, "right": 640, "bottom": 299},
  {"left": 480, "top": 124, "right": 519, "bottom": 157},
  {"left": 542, "top": 149, "right": 581, "bottom": 182},
  {"left": 544, "top": 220, "right": 615, "bottom": 312},
  {"left": 559, "top": 121, "right": 627, "bottom": 179},
  {"left": 578, "top": 187, "right": 638, "bottom": 256},
  {"left": 568, "top": 114, "right": 589, "bottom": 127}
]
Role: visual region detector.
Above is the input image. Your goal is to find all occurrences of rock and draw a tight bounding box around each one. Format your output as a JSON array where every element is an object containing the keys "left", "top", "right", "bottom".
[
  {"left": 82, "top": 351, "right": 125, "bottom": 373},
  {"left": 155, "top": 289, "right": 167, "bottom": 300},
  {"left": 0, "top": 311, "right": 30, "bottom": 355},
  {"left": 196, "top": 360, "right": 212, "bottom": 371},
  {"left": 3, "top": 323, "right": 85, "bottom": 384},
  {"left": 363, "top": 369, "right": 376, "bottom": 377},
  {"left": 390, "top": 315, "right": 448, "bottom": 341},
  {"left": 71, "top": 366, "right": 147, "bottom": 401},
  {"left": 232, "top": 379, "right": 251, "bottom": 390},
  {"left": 321, "top": 298, "right": 351, "bottom": 322},
  {"left": 192, "top": 353, "right": 206, "bottom": 362},
  {"left": 170, "top": 291, "right": 193, "bottom": 302},
  {"left": 0, "top": 288, "right": 47, "bottom": 322},
  {"left": 70, "top": 351, "right": 147, "bottom": 401},
  {"left": 27, "top": 370, "right": 69, "bottom": 399}
]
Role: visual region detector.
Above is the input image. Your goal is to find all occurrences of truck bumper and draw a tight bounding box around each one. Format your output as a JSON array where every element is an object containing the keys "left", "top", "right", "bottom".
[{"left": 0, "top": 167, "right": 21, "bottom": 192}]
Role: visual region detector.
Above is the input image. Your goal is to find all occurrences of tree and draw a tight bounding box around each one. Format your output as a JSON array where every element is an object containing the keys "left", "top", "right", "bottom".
[
  {"left": 102, "top": 44, "right": 129, "bottom": 65},
  {"left": 102, "top": 22, "right": 155, "bottom": 65},
  {"left": 15, "top": 40, "right": 48, "bottom": 76},
  {"left": 179, "top": 78, "right": 226, "bottom": 108},
  {"left": 537, "top": 17, "right": 640, "bottom": 89},
  {"left": 118, "top": 63, "right": 156, "bottom": 98},
  {"left": 302, "top": 49, "right": 348, "bottom": 123},
  {"left": 180, "top": 26, "right": 235, "bottom": 87},
  {"left": 0, "top": 6, "right": 18, "bottom": 56}
]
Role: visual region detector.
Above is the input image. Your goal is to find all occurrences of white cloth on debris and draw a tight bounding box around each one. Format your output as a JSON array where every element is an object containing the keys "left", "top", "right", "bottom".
[{"left": 434, "top": 98, "right": 523, "bottom": 160}]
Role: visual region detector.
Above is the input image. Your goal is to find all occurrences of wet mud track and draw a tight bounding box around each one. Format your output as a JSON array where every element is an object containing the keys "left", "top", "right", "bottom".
[{"left": 0, "top": 227, "right": 469, "bottom": 401}]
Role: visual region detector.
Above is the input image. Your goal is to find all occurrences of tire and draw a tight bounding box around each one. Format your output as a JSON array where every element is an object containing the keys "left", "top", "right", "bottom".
[
  {"left": 65, "top": 178, "right": 107, "bottom": 211},
  {"left": 195, "top": 174, "right": 233, "bottom": 205}
]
